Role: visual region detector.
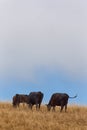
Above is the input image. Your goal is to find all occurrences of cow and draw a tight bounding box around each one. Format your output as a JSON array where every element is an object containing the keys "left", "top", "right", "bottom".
[
  {"left": 12, "top": 94, "right": 29, "bottom": 107},
  {"left": 27, "top": 91, "right": 44, "bottom": 110},
  {"left": 46, "top": 93, "right": 77, "bottom": 112}
]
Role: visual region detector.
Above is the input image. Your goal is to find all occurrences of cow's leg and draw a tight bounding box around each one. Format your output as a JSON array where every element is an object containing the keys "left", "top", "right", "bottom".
[
  {"left": 60, "top": 105, "right": 64, "bottom": 112},
  {"left": 36, "top": 104, "right": 39, "bottom": 110},
  {"left": 13, "top": 103, "right": 17, "bottom": 108},
  {"left": 29, "top": 104, "right": 33, "bottom": 110},
  {"left": 52, "top": 106, "right": 55, "bottom": 111},
  {"left": 12, "top": 102, "right": 15, "bottom": 107},
  {"left": 65, "top": 104, "right": 67, "bottom": 112},
  {"left": 17, "top": 102, "right": 20, "bottom": 107},
  {"left": 13, "top": 102, "right": 17, "bottom": 108},
  {"left": 23, "top": 103, "right": 25, "bottom": 107},
  {"left": 38, "top": 103, "right": 41, "bottom": 109},
  {"left": 31, "top": 104, "right": 33, "bottom": 110}
]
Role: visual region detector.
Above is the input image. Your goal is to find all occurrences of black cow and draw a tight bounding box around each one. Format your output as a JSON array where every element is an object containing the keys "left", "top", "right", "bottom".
[
  {"left": 46, "top": 93, "right": 77, "bottom": 112},
  {"left": 12, "top": 94, "right": 29, "bottom": 107},
  {"left": 27, "top": 91, "right": 44, "bottom": 110}
]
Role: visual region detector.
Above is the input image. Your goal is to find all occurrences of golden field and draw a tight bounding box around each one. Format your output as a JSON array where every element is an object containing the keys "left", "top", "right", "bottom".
[{"left": 0, "top": 102, "right": 87, "bottom": 130}]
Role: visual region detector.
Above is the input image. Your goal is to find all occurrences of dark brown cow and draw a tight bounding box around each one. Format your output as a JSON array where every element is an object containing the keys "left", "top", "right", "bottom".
[
  {"left": 12, "top": 94, "right": 29, "bottom": 107},
  {"left": 47, "top": 93, "right": 77, "bottom": 112},
  {"left": 27, "top": 91, "right": 44, "bottom": 110}
]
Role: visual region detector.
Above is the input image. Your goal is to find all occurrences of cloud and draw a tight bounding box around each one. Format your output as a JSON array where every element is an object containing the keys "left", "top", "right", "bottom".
[{"left": 0, "top": 0, "right": 87, "bottom": 81}]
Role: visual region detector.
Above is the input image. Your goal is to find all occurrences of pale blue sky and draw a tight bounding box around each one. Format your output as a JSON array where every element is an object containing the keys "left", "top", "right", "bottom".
[{"left": 0, "top": 0, "right": 87, "bottom": 105}]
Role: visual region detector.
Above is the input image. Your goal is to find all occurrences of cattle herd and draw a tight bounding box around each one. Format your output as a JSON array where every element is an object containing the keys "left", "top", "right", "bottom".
[{"left": 12, "top": 91, "right": 77, "bottom": 112}]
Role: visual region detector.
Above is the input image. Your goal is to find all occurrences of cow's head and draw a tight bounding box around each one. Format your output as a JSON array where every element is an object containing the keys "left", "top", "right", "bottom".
[{"left": 46, "top": 104, "right": 51, "bottom": 111}]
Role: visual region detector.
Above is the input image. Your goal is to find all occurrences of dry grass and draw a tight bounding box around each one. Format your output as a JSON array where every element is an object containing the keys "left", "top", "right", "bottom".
[{"left": 0, "top": 102, "right": 87, "bottom": 130}]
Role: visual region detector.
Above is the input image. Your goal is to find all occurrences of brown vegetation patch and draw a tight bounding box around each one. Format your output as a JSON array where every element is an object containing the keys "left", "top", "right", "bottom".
[{"left": 0, "top": 103, "right": 87, "bottom": 130}]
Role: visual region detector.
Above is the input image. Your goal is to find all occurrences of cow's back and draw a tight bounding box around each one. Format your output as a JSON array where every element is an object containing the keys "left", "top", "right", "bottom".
[
  {"left": 28, "top": 91, "right": 43, "bottom": 104},
  {"left": 48, "top": 93, "right": 69, "bottom": 106}
]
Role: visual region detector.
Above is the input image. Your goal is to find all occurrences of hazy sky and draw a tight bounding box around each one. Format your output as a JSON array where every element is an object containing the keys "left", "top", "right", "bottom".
[{"left": 0, "top": 0, "right": 87, "bottom": 105}]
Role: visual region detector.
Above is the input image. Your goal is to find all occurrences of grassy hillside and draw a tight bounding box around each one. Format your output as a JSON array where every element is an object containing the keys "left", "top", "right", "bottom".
[{"left": 0, "top": 102, "right": 87, "bottom": 130}]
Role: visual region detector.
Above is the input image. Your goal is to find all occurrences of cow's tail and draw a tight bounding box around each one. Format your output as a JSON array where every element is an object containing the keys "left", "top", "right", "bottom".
[{"left": 69, "top": 94, "right": 77, "bottom": 99}]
